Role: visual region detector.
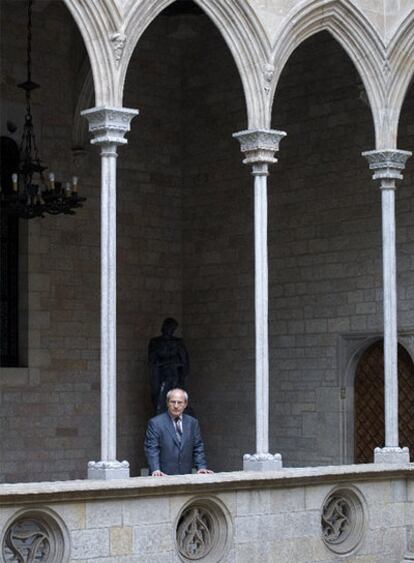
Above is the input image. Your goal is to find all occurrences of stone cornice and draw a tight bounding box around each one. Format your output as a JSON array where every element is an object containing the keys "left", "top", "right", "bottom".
[
  {"left": 233, "top": 129, "right": 286, "bottom": 174},
  {"left": 81, "top": 106, "right": 139, "bottom": 146},
  {"left": 362, "top": 149, "right": 412, "bottom": 182},
  {"left": 1, "top": 464, "right": 413, "bottom": 506}
]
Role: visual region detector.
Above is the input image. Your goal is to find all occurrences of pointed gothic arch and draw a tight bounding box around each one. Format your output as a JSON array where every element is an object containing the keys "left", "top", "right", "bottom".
[
  {"left": 269, "top": 0, "right": 383, "bottom": 143},
  {"left": 120, "top": 0, "right": 267, "bottom": 128}
]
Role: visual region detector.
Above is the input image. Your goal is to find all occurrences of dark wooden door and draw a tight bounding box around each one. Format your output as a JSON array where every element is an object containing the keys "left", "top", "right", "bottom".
[{"left": 354, "top": 340, "right": 414, "bottom": 463}]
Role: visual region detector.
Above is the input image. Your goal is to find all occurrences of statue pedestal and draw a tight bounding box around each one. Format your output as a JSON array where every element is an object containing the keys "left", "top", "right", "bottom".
[
  {"left": 88, "top": 460, "right": 130, "bottom": 480},
  {"left": 374, "top": 446, "right": 410, "bottom": 464},
  {"left": 243, "top": 453, "right": 283, "bottom": 471}
]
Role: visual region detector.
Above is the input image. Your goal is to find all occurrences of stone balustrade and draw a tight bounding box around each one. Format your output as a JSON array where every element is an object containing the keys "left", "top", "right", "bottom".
[{"left": 1, "top": 464, "right": 413, "bottom": 562}]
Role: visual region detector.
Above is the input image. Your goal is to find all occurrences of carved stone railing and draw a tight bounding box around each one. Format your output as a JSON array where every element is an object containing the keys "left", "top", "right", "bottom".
[{"left": 0, "top": 464, "right": 413, "bottom": 562}]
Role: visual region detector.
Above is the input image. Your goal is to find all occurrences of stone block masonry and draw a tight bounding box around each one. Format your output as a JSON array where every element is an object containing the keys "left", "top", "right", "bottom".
[{"left": 0, "top": 466, "right": 413, "bottom": 562}]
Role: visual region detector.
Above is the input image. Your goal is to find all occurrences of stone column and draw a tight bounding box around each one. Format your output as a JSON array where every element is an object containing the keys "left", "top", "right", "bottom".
[
  {"left": 362, "top": 149, "right": 411, "bottom": 464},
  {"left": 82, "top": 107, "right": 139, "bottom": 479},
  {"left": 233, "top": 129, "right": 286, "bottom": 471}
]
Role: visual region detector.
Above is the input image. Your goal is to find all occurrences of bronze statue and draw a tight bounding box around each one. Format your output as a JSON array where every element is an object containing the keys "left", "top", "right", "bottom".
[{"left": 148, "top": 318, "right": 189, "bottom": 415}]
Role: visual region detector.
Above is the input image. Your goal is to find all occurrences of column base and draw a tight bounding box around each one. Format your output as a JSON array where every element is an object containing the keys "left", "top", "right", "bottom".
[
  {"left": 88, "top": 460, "right": 130, "bottom": 480},
  {"left": 374, "top": 446, "right": 410, "bottom": 464},
  {"left": 243, "top": 453, "right": 283, "bottom": 471}
]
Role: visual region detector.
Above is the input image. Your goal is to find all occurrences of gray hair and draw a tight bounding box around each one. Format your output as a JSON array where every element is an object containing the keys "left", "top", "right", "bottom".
[{"left": 166, "top": 388, "right": 188, "bottom": 402}]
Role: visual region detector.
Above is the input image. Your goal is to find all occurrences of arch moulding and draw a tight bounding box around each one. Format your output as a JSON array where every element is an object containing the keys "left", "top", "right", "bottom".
[
  {"left": 268, "top": 0, "right": 386, "bottom": 145},
  {"left": 60, "top": 0, "right": 414, "bottom": 146},
  {"left": 118, "top": 0, "right": 272, "bottom": 129},
  {"left": 62, "top": 0, "right": 123, "bottom": 106}
]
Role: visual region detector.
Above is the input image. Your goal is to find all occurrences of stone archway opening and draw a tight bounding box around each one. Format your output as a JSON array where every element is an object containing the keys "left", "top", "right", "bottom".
[
  {"left": 120, "top": 0, "right": 249, "bottom": 474},
  {"left": 269, "top": 30, "right": 376, "bottom": 467},
  {"left": 354, "top": 340, "right": 414, "bottom": 463}
]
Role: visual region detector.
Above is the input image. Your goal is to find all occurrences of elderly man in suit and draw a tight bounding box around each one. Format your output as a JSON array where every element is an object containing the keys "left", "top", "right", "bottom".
[{"left": 144, "top": 388, "right": 213, "bottom": 476}]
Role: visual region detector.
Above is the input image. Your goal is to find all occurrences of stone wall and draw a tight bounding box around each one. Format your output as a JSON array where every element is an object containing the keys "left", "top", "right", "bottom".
[{"left": 0, "top": 465, "right": 413, "bottom": 562}]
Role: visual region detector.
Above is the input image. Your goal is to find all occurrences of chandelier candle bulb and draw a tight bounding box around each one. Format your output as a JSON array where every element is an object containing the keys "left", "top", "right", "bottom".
[
  {"left": 72, "top": 176, "right": 78, "bottom": 192},
  {"left": 12, "top": 174, "right": 18, "bottom": 191},
  {"left": 48, "top": 172, "right": 55, "bottom": 190}
]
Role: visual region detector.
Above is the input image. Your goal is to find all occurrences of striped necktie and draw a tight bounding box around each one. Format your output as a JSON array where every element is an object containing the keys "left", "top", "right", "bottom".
[{"left": 174, "top": 416, "right": 182, "bottom": 442}]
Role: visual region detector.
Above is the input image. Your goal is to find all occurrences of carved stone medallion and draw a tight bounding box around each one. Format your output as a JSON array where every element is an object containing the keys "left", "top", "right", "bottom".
[
  {"left": 2, "top": 509, "right": 69, "bottom": 563},
  {"left": 321, "top": 487, "right": 366, "bottom": 555},
  {"left": 177, "top": 506, "right": 214, "bottom": 560},
  {"left": 176, "top": 497, "right": 232, "bottom": 562}
]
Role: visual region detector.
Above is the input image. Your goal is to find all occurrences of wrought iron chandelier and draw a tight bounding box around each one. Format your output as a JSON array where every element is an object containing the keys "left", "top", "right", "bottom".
[{"left": 2, "top": 0, "right": 85, "bottom": 219}]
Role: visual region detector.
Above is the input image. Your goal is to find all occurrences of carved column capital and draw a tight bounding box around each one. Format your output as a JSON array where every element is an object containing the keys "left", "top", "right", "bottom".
[
  {"left": 81, "top": 106, "right": 139, "bottom": 146},
  {"left": 233, "top": 129, "right": 286, "bottom": 175},
  {"left": 362, "top": 149, "right": 411, "bottom": 186}
]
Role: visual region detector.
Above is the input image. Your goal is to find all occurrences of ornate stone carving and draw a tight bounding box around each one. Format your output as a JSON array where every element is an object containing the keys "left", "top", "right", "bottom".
[
  {"left": 177, "top": 507, "right": 213, "bottom": 560},
  {"left": 2, "top": 509, "right": 69, "bottom": 563},
  {"left": 88, "top": 459, "right": 130, "bottom": 479},
  {"left": 175, "top": 498, "right": 232, "bottom": 562},
  {"left": 263, "top": 63, "right": 274, "bottom": 94},
  {"left": 81, "top": 106, "right": 139, "bottom": 146},
  {"left": 321, "top": 487, "right": 366, "bottom": 555},
  {"left": 322, "top": 496, "right": 351, "bottom": 543},
  {"left": 243, "top": 452, "right": 283, "bottom": 470},
  {"left": 110, "top": 32, "right": 126, "bottom": 66},
  {"left": 233, "top": 129, "right": 286, "bottom": 174},
  {"left": 4, "top": 519, "right": 50, "bottom": 561},
  {"left": 383, "top": 58, "right": 391, "bottom": 77},
  {"left": 362, "top": 149, "right": 412, "bottom": 182}
]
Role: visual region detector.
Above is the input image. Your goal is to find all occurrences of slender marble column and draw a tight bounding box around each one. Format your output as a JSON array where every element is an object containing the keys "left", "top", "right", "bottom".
[
  {"left": 363, "top": 149, "right": 411, "bottom": 464},
  {"left": 82, "top": 107, "right": 139, "bottom": 479},
  {"left": 233, "top": 129, "right": 286, "bottom": 471}
]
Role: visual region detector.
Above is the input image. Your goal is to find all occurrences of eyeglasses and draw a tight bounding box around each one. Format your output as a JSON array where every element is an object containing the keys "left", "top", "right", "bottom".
[{"left": 169, "top": 400, "right": 185, "bottom": 405}]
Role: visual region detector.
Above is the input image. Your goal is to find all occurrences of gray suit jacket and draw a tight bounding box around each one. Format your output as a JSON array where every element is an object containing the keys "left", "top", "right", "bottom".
[{"left": 144, "top": 412, "right": 207, "bottom": 475}]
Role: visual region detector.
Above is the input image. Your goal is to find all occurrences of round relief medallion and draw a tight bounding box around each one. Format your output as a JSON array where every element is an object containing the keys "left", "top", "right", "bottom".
[
  {"left": 175, "top": 497, "right": 232, "bottom": 562},
  {"left": 1, "top": 508, "right": 70, "bottom": 563},
  {"left": 321, "top": 486, "right": 366, "bottom": 555}
]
